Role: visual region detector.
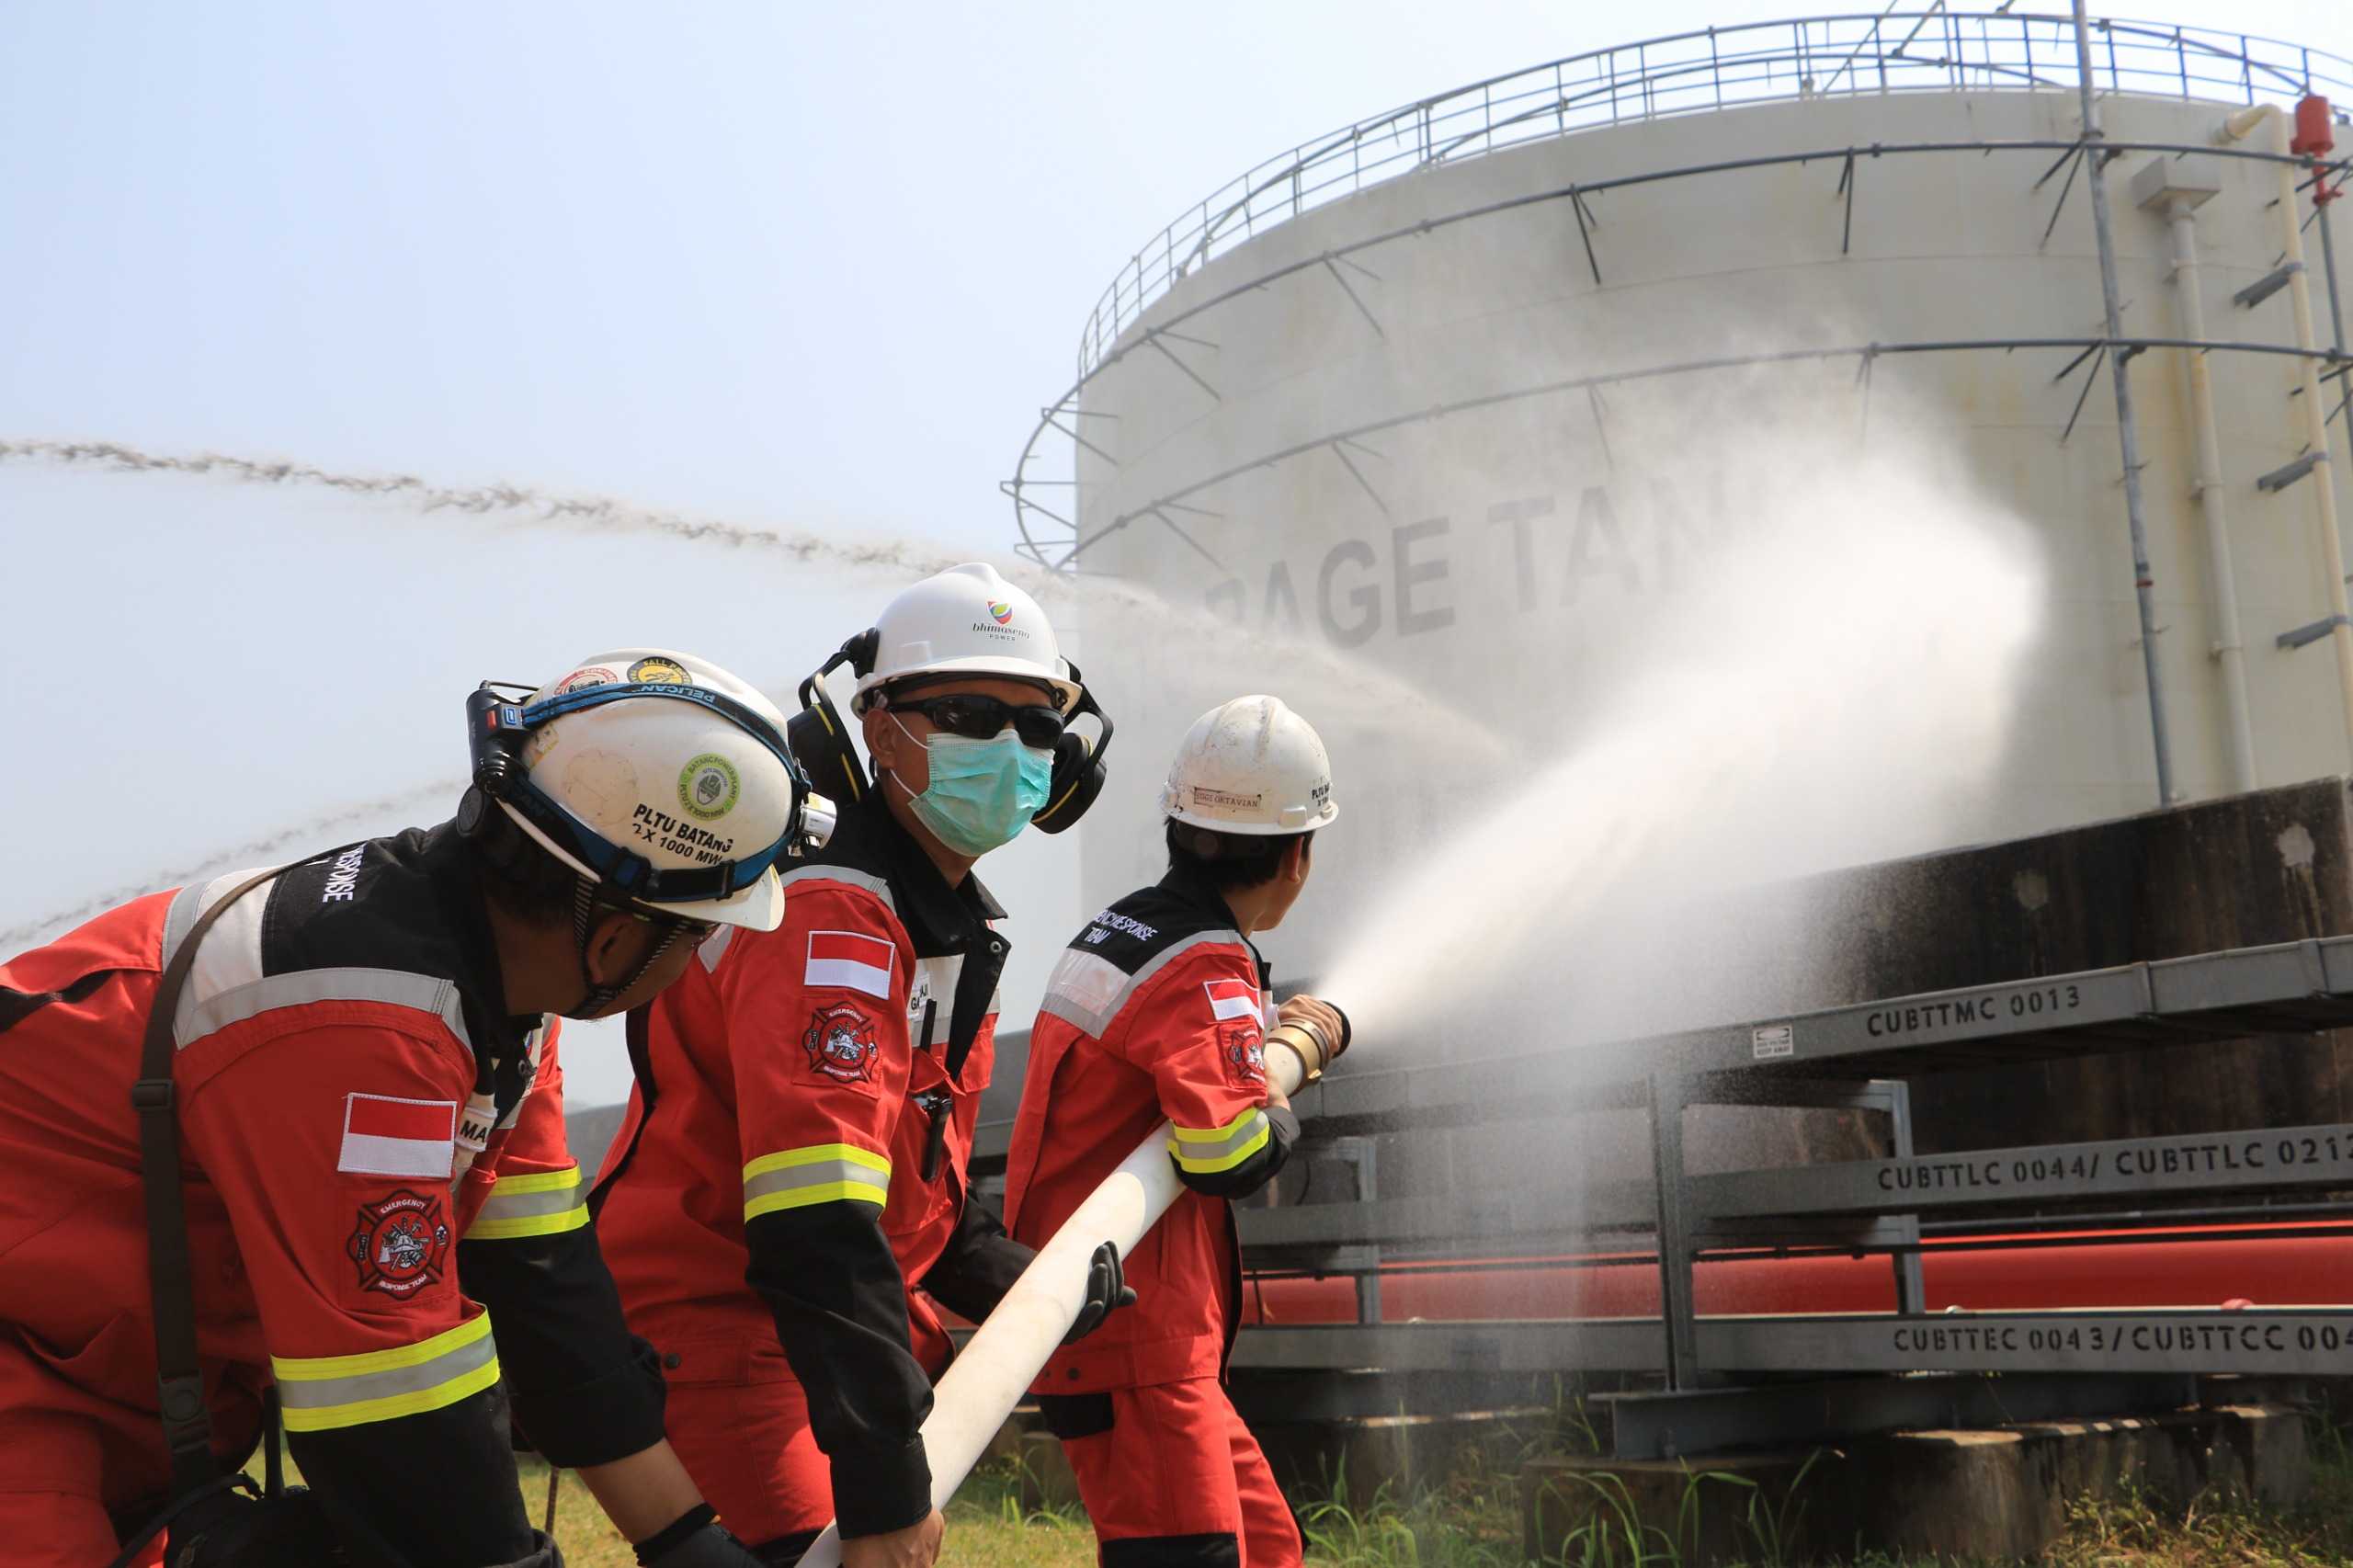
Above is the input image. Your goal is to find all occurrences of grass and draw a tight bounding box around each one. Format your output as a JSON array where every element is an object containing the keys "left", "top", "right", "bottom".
[
  {"left": 243, "top": 1408, "right": 2353, "bottom": 1567},
  {"left": 2025, "top": 1416, "right": 2353, "bottom": 1568},
  {"left": 241, "top": 1449, "right": 1101, "bottom": 1568}
]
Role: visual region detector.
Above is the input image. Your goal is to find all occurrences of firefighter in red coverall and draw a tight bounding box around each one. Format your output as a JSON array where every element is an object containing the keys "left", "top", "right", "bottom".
[
  {"left": 0, "top": 649, "right": 824, "bottom": 1568},
  {"left": 593, "top": 564, "right": 1130, "bottom": 1568},
  {"left": 1006, "top": 695, "right": 1348, "bottom": 1568}
]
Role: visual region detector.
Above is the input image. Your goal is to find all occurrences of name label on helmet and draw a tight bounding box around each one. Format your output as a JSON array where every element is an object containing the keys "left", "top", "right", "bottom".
[{"left": 629, "top": 802, "right": 738, "bottom": 867}]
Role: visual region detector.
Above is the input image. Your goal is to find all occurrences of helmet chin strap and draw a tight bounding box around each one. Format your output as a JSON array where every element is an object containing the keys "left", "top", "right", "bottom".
[{"left": 566, "top": 878, "right": 685, "bottom": 1017}]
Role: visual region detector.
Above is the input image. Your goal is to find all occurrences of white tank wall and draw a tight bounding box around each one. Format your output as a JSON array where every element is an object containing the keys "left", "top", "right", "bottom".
[{"left": 1067, "top": 86, "right": 2353, "bottom": 981}]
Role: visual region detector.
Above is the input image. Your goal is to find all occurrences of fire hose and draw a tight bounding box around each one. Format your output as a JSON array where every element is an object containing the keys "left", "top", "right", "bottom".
[{"left": 792, "top": 1006, "right": 1347, "bottom": 1568}]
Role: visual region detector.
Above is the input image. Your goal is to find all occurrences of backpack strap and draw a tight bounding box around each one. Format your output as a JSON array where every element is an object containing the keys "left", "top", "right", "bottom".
[{"left": 134, "top": 861, "right": 292, "bottom": 1497}]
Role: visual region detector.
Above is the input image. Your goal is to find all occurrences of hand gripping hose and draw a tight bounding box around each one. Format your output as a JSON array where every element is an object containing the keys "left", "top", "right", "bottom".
[{"left": 793, "top": 1007, "right": 1346, "bottom": 1568}]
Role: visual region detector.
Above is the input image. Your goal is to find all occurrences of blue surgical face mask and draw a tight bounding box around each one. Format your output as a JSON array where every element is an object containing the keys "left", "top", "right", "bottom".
[{"left": 892, "top": 717, "right": 1053, "bottom": 858}]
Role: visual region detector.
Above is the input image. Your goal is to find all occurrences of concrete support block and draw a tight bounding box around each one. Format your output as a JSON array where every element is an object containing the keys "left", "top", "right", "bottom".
[
  {"left": 1521, "top": 1403, "right": 2308, "bottom": 1566},
  {"left": 1256, "top": 1407, "right": 1554, "bottom": 1508},
  {"left": 980, "top": 1407, "right": 1037, "bottom": 1473},
  {"left": 1524, "top": 1449, "right": 1833, "bottom": 1568},
  {"left": 1013, "top": 1430, "right": 1081, "bottom": 1514}
]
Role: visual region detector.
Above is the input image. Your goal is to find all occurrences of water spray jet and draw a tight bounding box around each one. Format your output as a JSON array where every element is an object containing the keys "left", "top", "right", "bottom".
[{"left": 2, "top": 436, "right": 1508, "bottom": 756}]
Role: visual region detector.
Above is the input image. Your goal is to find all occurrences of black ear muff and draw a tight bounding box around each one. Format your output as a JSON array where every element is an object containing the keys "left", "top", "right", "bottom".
[
  {"left": 784, "top": 634, "right": 878, "bottom": 815},
  {"left": 843, "top": 627, "right": 880, "bottom": 680},
  {"left": 1029, "top": 733, "right": 1105, "bottom": 835},
  {"left": 1030, "top": 664, "right": 1113, "bottom": 835}
]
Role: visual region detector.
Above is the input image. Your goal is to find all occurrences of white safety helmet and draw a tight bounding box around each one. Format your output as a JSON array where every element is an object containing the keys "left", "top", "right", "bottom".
[
  {"left": 1161, "top": 696, "right": 1339, "bottom": 836},
  {"left": 850, "top": 562, "right": 1082, "bottom": 713},
  {"left": 483, "top": 648, "right": 826, "bottom": 934}
]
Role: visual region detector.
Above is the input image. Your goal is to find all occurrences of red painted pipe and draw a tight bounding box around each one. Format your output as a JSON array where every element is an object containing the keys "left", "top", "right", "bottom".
[{"left": 1242, "top": 1221, "right": 2353, "bottom": 1324}]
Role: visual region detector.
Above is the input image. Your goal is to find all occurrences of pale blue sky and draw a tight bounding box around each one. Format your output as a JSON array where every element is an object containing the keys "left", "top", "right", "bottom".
[{"left": 5, "top": 2, "right": 2347, "bottom": 1100}]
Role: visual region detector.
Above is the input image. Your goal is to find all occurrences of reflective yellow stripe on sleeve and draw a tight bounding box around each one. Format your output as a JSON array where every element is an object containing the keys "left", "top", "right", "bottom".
[
  {"left": 465, "top": 1164, "right": 590, "bottom": 1241},
  {"left": 1168, "top": 1106, "right": 1272, "bottom": 1174},
  {"left": 271, "top": 1313, "right": 500, "bottom": 1432},
  {"left": 743, "top": 1143, "right": 892, "bottom": 1220}
]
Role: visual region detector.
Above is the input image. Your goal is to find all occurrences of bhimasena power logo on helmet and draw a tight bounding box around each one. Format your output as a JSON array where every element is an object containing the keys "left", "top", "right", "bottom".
[
  {"left": 988, "top": 601, "right": 1014, "bottom": 625},
  {"left": 678, "top": 754, "right": 742, "bottom": 821}
]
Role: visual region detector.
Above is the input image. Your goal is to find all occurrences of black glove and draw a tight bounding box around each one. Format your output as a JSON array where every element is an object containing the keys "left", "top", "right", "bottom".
[
  {"left": 636, "top": 1505, "right": 764, "bottom": 1568},
  {"left": 166, "top": 1486, "right": 347, "bottom": 1568},
  {"left": 494, "top": 1530, "right": 566, "bottom": 1568},
  {"left": 1062, "top": 1240, "right": 1138, "bottom": 1344}
]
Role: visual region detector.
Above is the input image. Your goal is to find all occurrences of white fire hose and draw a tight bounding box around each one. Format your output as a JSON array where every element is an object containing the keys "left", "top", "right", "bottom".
[{"left": 792, "top": 1009, "right": 1345, "bottom": 1568}]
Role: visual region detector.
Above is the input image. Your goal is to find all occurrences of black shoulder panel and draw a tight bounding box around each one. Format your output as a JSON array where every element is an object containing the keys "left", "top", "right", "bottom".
[{"left": 1063, "top": 883, "right": 1229, "bottom": 979}]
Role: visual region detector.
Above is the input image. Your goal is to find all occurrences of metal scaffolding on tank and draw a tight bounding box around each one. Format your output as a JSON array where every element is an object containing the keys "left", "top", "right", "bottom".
[{"left": 1005, "top": 9, "right": 2353, "bottom": 804}]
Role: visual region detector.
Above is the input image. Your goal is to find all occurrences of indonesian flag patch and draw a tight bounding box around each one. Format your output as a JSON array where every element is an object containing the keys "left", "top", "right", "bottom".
[
  {"left": 337, "top": 1094, "right": 457, "bottom": 1178},
  {"left": 1202, "top": 977, "right": 1261, "bottom": 1023},
  {"left": 806, "top": 930, "right": 896, "bottom": 999}
]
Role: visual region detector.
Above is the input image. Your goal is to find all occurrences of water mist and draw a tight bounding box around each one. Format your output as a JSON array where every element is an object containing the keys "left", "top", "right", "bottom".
[{"left": 1320, "top": 439, "right": 2049, "bottom": 1058}]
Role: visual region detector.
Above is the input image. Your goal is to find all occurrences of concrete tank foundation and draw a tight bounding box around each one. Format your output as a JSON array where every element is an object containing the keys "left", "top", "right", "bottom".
[{"left": 1521, "top": 1400, "right": 2309, "bottom": 1564}]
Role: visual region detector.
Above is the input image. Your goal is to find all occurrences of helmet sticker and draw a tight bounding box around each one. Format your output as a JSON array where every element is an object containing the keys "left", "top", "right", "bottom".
[
  {"left": 555, "top": 665, "right": 619, "bottom": 695},
  {"left": 627, "top": 656, "right": 690, "bottom": 685},
  {"left": 988, "top": 601, "right": 1014, "bottom": 625},
  {"left": 677, "top": 753, "right": 742, "bottom": 822}
]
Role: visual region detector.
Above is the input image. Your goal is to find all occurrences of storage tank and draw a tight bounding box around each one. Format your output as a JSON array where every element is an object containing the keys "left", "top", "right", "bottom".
[{"left": 1011, "top": 14, "right": 2353, "bottom": 1002}]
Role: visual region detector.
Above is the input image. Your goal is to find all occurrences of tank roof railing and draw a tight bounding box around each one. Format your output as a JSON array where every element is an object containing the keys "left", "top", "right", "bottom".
[{"left": 1074, "top": 13, "right": 2353, "bottom": 378}]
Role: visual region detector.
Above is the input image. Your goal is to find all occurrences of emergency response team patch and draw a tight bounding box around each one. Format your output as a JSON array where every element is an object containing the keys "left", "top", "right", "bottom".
[
  {"left": 806, "top": 930, "right": 895, "bottom": 998},
  {"left": 1203, "top": 979, "right": 1267, "bottom": 1088},
  {"left": 336, "top": 1094, "right": 458, "bottom": 1177},
  {"left": 347, "top": 1189, "right": 452, "bottom": 1299},
  {"left": 804, "top": 1004, "right": 881, "bottom": 1084},
  {"left": 1219, "top": 1021, "right": 1267, "bottom": 1089}
]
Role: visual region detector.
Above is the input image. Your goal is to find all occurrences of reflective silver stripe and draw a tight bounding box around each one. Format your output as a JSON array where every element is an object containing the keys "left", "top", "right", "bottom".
[
  {"left": 166, "top": 872, "right": 277, "bottom": 1046},
  {"left": 743, "top": 1156, "right": 888, "bottom": 1208},
  {"left": 492, "top": 1028, "right": 549, "bottom": 1132},
  {"left": 158, "top": 881, "right": 207, "bottom": 971},
  {"left": 273, "top": 1322, "right": 499, "bottom": 1415},
  {"left": 699, "top": 868, "right": 898, "bottom": 972},
  {"left": 776, "top": 864, "right": 895, "bottom": 907},
  {"left": 159, "top": 865, "right": 278, "bottom": 975},
  {"left": 472, "top": 1185, "right": 581, "bottom": 1224},
  {"left": 1038, "top": 949, "right": 1126, "bottom": 1036},
  {"left": 1171, "top": 1109, "right": 1271, "bottom": 1165},
  {"left": 1039, "top": 930, "right": 1247, "bottom": 1038},
  {"left": 177, "top": 967, "right": 470, "bottom": 1052},
  {"left": 911, "top": 954, "right": 965, "bottom": 1044}
]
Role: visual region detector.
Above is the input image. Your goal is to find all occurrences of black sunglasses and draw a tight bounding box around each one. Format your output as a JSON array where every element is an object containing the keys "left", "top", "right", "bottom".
[{"left": 888, "top": 693, "right": 1065, "bottom": 749}]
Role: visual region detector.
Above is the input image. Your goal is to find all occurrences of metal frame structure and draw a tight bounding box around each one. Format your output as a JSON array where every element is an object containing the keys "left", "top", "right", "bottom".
[
  {"left": 1009, "top": 129, "right": 2353, "bottom": 573},
  {"left": 1070, "top": 13, "right": 2351, "bottom": 379},
  {"left": 1006, "top": 15, "right": 2353, "bottom": 577},
  {"left": 970, "top": 932, "right": 2353, "bottom": 1456}
]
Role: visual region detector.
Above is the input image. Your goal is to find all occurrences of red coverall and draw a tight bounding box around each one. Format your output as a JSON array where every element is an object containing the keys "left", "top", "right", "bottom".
[
  {"left": 594, "top": 792, "right": 1029, "bottom": 1559},
  {"left": 0, "top": 826, "right": 665, "bottom": 1567},
  {"left": 1005, "top": 866, "right": 1303, "bottom": 1568}
]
